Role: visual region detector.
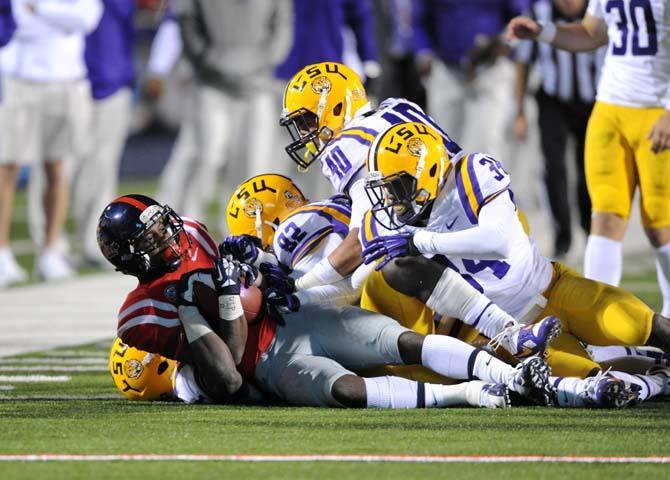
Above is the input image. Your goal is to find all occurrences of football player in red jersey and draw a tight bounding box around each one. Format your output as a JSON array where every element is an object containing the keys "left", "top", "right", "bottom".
[{"left": 99, "top": 194, "right": 558, "bottom": 408}]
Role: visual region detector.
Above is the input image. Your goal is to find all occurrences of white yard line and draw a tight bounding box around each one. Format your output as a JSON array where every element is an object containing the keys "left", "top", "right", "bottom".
[{"left": 0, "top": 454, "right": 668, "bottom": 463}]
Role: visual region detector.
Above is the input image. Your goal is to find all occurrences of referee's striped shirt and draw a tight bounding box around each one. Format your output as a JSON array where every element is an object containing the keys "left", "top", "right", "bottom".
[{"left": 516, "top": 0, "right": 605, "bottom": 105}]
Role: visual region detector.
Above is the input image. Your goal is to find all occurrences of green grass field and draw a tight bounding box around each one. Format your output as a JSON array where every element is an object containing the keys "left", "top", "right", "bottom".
[
  {"left": 1, "top": 338, "right": 669, "bottom": 480},
  {"left": 3, "top": 179, "right": 670, "bottom": 478}
]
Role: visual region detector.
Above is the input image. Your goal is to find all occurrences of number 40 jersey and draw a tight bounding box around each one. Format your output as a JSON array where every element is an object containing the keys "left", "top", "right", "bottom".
[
  {"left": 318, "top": 98, "right": 464, "bottom": 194},
  {"left": 588, "top": 0, "right": 670, "bottom": 108}
]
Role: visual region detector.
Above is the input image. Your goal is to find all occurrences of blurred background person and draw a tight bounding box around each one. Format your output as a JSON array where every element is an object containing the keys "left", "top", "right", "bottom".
[
  {"left": 168, "top": 0, "right": 292, "bottom": 227},
  {"left": 0, "top": 0, "right": 102, "bottom": 284},
  {"left": 274, "top": 0, "right": 380, "bottom": 200},
  {"left": 0, "top": 0, "right": 17, "bottom": 287},
  {"left": 71, "top": 0, "right": 136, "bottom": 268},
  {"left": 413, "top": 0, "right": 529, "bottom": 161},
  {"left": 371, "top": 0, "right": 426, "bottom": 109},
  {"left": 513, "top": 0, "right": 601, "bottom": 259}
]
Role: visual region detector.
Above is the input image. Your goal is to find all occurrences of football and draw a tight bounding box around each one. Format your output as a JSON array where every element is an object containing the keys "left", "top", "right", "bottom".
[{"left": 192, "top": 281, "right": 265, "bottom": 324}]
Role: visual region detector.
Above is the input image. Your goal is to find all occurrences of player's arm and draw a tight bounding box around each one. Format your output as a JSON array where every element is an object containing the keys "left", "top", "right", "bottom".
[
  {"left": 411, "top": 194, "right": 519, "bottom": 260},
  {"left": 506, "top": 14, "right": 608, "bottom": 52}
]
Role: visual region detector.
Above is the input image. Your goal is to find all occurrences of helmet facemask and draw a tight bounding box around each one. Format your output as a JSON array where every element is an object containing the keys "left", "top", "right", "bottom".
[
  {"left": 129, "top": 205, "right": 187, "bottom": 274},
  {"left": 280, "top": 108, "right": 335, "bottom": 170},
  {"left": 366, "top": 171, "right": 434, "bottom": 230}
]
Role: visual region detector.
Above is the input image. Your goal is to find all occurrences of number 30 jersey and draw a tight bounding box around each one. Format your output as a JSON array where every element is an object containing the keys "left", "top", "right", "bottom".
[
  {"left": 362, "top": 153, "right": 553, "bottom": 318},
  {"left": 272, "top": 195, "right": 352, "bottom": 277},
  {"left": 587, "top": 0, "right": 670, "bottom": 108},
  {"left": 319, "top": 98, "right": 463, "bottom": 194}
]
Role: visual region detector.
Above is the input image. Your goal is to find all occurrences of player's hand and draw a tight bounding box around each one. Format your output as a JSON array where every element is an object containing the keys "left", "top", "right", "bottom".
[
  {"left": 506, "top": 16, "right": 542, "bottom": 41},
  {"left": 212, "top": 257, "right": 242, "bottom": 296},
  {"left": 265, "top": 287, "right": 300, "bottom": 325},
  {"left": 648, "top": 111, "right": 670, "bottom": 154},
  {"left": 512, "top": 112, "right": 528, "bottom": 141},
  {"left": 362, "top": 233, "right": 420, "bottom": 271},
  {"left": 219, "top": 235, "right": 263, "bottom": 265},
  {"left": 259, "top": 262, "right": 295, "bottom": 293}
]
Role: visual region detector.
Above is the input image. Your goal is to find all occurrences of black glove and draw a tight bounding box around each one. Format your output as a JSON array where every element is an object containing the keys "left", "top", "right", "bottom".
[
  {"left": 259, "top": 262, "right": 295, "bottom": 293},
  {"left": 212, "top": 256, "right": 242, "bottom": 295}
]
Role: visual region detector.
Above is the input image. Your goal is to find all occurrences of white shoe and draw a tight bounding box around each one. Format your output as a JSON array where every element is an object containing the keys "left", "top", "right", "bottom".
[
  {"left": 35, "top": 250, "right": 75, "bottom": 281},
  {"left": 646, "top": 366, "right": 670, "bottom": 396},
  {"left": 478, "top": 383, "right": 511, "bottom": 409},
  {"left": 0, "top": 248, "right": 28, "bottom": 287}
]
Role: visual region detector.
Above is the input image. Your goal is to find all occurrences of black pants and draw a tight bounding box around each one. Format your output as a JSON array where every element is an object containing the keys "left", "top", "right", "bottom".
[{"left": 536, "top": 90, "right": 592, "bottom": 255}]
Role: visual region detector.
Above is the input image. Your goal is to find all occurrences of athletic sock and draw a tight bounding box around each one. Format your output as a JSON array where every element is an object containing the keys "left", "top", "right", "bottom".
[
  {"left": 362, "top": 376, "right": 482, "bottom": 408},
  {"left": 420, "top": 334, "right": 477, "bottom": 379},
  {"left": 655, "top": 242, "right": 670, "bottom": 317},
  {"left": 584, "top": 235, "right": 622, "bottom": 286},
  {"left": 425, "top": 267, "right": 516, "bottom": 338},
  {"left": 611, "top": 371, "right": 663, "bottom": 401}
]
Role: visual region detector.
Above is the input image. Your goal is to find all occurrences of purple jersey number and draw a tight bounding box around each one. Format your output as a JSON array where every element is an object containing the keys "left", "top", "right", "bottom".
[{"left": 606, "top": 0, "right": 657, "bottom": 56}]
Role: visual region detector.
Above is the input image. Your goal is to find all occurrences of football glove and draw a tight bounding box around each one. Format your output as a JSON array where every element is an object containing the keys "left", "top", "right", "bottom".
[
  {"left": 219, "top": 234, "right": 263, "bottom": 265},
  {"left": 265, "top": 287, "right": 300, "bottom": 326},
  {"left": 259, "top": 262, "right": 295, "bottom": 293},
  {"left": 362, "top": 232, "right": 420, "bottom": 271}
]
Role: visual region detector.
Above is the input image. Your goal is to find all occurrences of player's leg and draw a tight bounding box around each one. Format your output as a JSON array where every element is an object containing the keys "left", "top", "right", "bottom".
[
  {"left": 537, "top": 90, "right": 571, "bottom": 257},
  {"left": 381, "top": 256, "right": 561, "bottom": 357},
  {"left": 583, "top": 102, "right": 635, "bottom": 285},
  {"left": 542, "top": 263, "right": 670, "bottom": 352},
  {"left": 635, "top": 106, "right": 670, "bottom": 316}
]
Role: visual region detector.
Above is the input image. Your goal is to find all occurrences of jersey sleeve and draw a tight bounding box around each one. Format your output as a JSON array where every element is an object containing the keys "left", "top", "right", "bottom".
[
  {"left": 320, "top": 130, "right": 375, "bottom": 193},
  {"left": 117, "top": 296, "right": 188, "bottom": 361},
  {"left": 359, "top": 208, "right": 391, "bottom": 248},
  {"left": 586, "top": 0, "right": 604, "bottom": 18},
  {"left": 454, "top": 154, "right": 511, "bottom": 224},
  {"left": 273, "top": 205, "right": 345, "bottom": 270},
  {"left": 183, "top": 217, "right": 218, "bottom": 257}
]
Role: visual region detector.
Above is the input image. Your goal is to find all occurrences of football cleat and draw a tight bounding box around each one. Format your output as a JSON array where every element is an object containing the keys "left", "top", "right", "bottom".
[
  {"left": 645, "top": 365, "right": 670, "bottom": 396},
  {"left": 479, "top": 383, "right": 511, "bottom": 409},
  {"left": 507, "top": 356, "right": 553, "bottom": 406},
  {"left": 580, "top": 371, "right": 641, "bottom": 408},
  {"left": 489, "top": 316, "right": 562, "bottom": 358}
]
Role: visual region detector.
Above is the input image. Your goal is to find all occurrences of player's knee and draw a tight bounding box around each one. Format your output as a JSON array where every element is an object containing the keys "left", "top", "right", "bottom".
[
  {"left": 331, "top": 375, "right": 367, "bottom": 408},
  {"left": 644, "top": 226, "right": 670, "bottom": 248},
  {"left": 397, "top": 331, "right": 425, "bottom": 365},
  {"left": 381, "top": 256, "right": 443, "bottom": 298},
  {"left": 591, "top": 212, "right": 627, "bottom": 239}
]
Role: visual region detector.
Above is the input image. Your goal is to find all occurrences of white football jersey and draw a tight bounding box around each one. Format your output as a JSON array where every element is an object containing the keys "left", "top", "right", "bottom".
[
  {"left": 272, "top": 195, "right": 351, "bottom": 277},
  {"left": 319, "top": 98, "right": 463, "bottom": 194},
  {"left": 587, "top": 0, "right": 670, "bottom": 108},
  {"left": 361, "top": 153, "right": 553, "bottom": 318}
]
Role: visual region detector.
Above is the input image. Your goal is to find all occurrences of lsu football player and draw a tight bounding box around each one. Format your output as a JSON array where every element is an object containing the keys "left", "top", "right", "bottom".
[
  {"left": 361, "top": 121, "right": 670, "bottom": 407},
  {"left": 507, "top": 1, "right": 670, "bottom": 318},
  {"left": 280, "top": 62, "right": 562, "bottom": 360},
  {"left": 222, "top": 173, "right": 364, "bottom": 308}
]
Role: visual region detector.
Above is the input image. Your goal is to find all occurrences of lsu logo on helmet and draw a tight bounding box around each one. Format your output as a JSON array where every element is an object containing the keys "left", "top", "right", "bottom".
[
  {"left": 365, "top": 122, "right": 453, "bottom": 230},
  {"left": 109, "top": 337, "right": 177, "bottom": 401},
  {"left": 226, "top": 174, "right": 308, "bottom": 248},
  {"left": 280, "top": 62, "right": 369, "bottom": 170}
]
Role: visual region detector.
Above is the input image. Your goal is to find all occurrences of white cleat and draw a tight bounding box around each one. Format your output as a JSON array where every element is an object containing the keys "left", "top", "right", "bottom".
[
  {"left": 35, "top": 250, "right": 75, "bottom": 282},
  {"left": 0, "top": 248, "right": 28, "bottom": 288},
  {"left": 478, "top": 382, "right": 511, "bottom": 409},
  {"left": 489, "top": 316, "right": 562, "bottom": 358}
]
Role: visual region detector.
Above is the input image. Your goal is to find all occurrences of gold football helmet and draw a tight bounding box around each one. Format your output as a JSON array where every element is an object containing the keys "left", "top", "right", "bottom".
[
  {"left": 109, "top": 337, "right": 177, "bottom": 401},
  {"left": 280, "top": 62, "right": 369, "bottom": 169},
  {"left": 365, "top": 122, "right": 453, "bottom": 229},
  {"left": 226, "top": 174, "right": 308, "bottom": 247}
]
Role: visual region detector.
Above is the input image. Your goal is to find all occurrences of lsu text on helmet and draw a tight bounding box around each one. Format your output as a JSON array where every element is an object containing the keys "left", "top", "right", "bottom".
[
  {"left": 226, "top": 173, "right": 308, "bottom": 248},
  {"left": 365, "top": 122, "right": 453, "bottom": 230},
  {"left": 280, "top": 62, "right": 369, "bottom": 170},
  {"left": 97, "top": 194, "right": 189, "bottom": 277},
  {"left": 109, "top": 337, "right": 178, "bottom": 401}
]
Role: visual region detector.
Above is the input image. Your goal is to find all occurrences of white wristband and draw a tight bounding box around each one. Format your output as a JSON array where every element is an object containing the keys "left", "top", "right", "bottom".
[
  {"left": 294, "top": 257, "right": 343, "bottom": 290},
  {"left": 219, "top": 294, "right": 244, "bottom": 321},
  {"left": 537, "top": 21, "right": 557, "bottom": 43}
]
